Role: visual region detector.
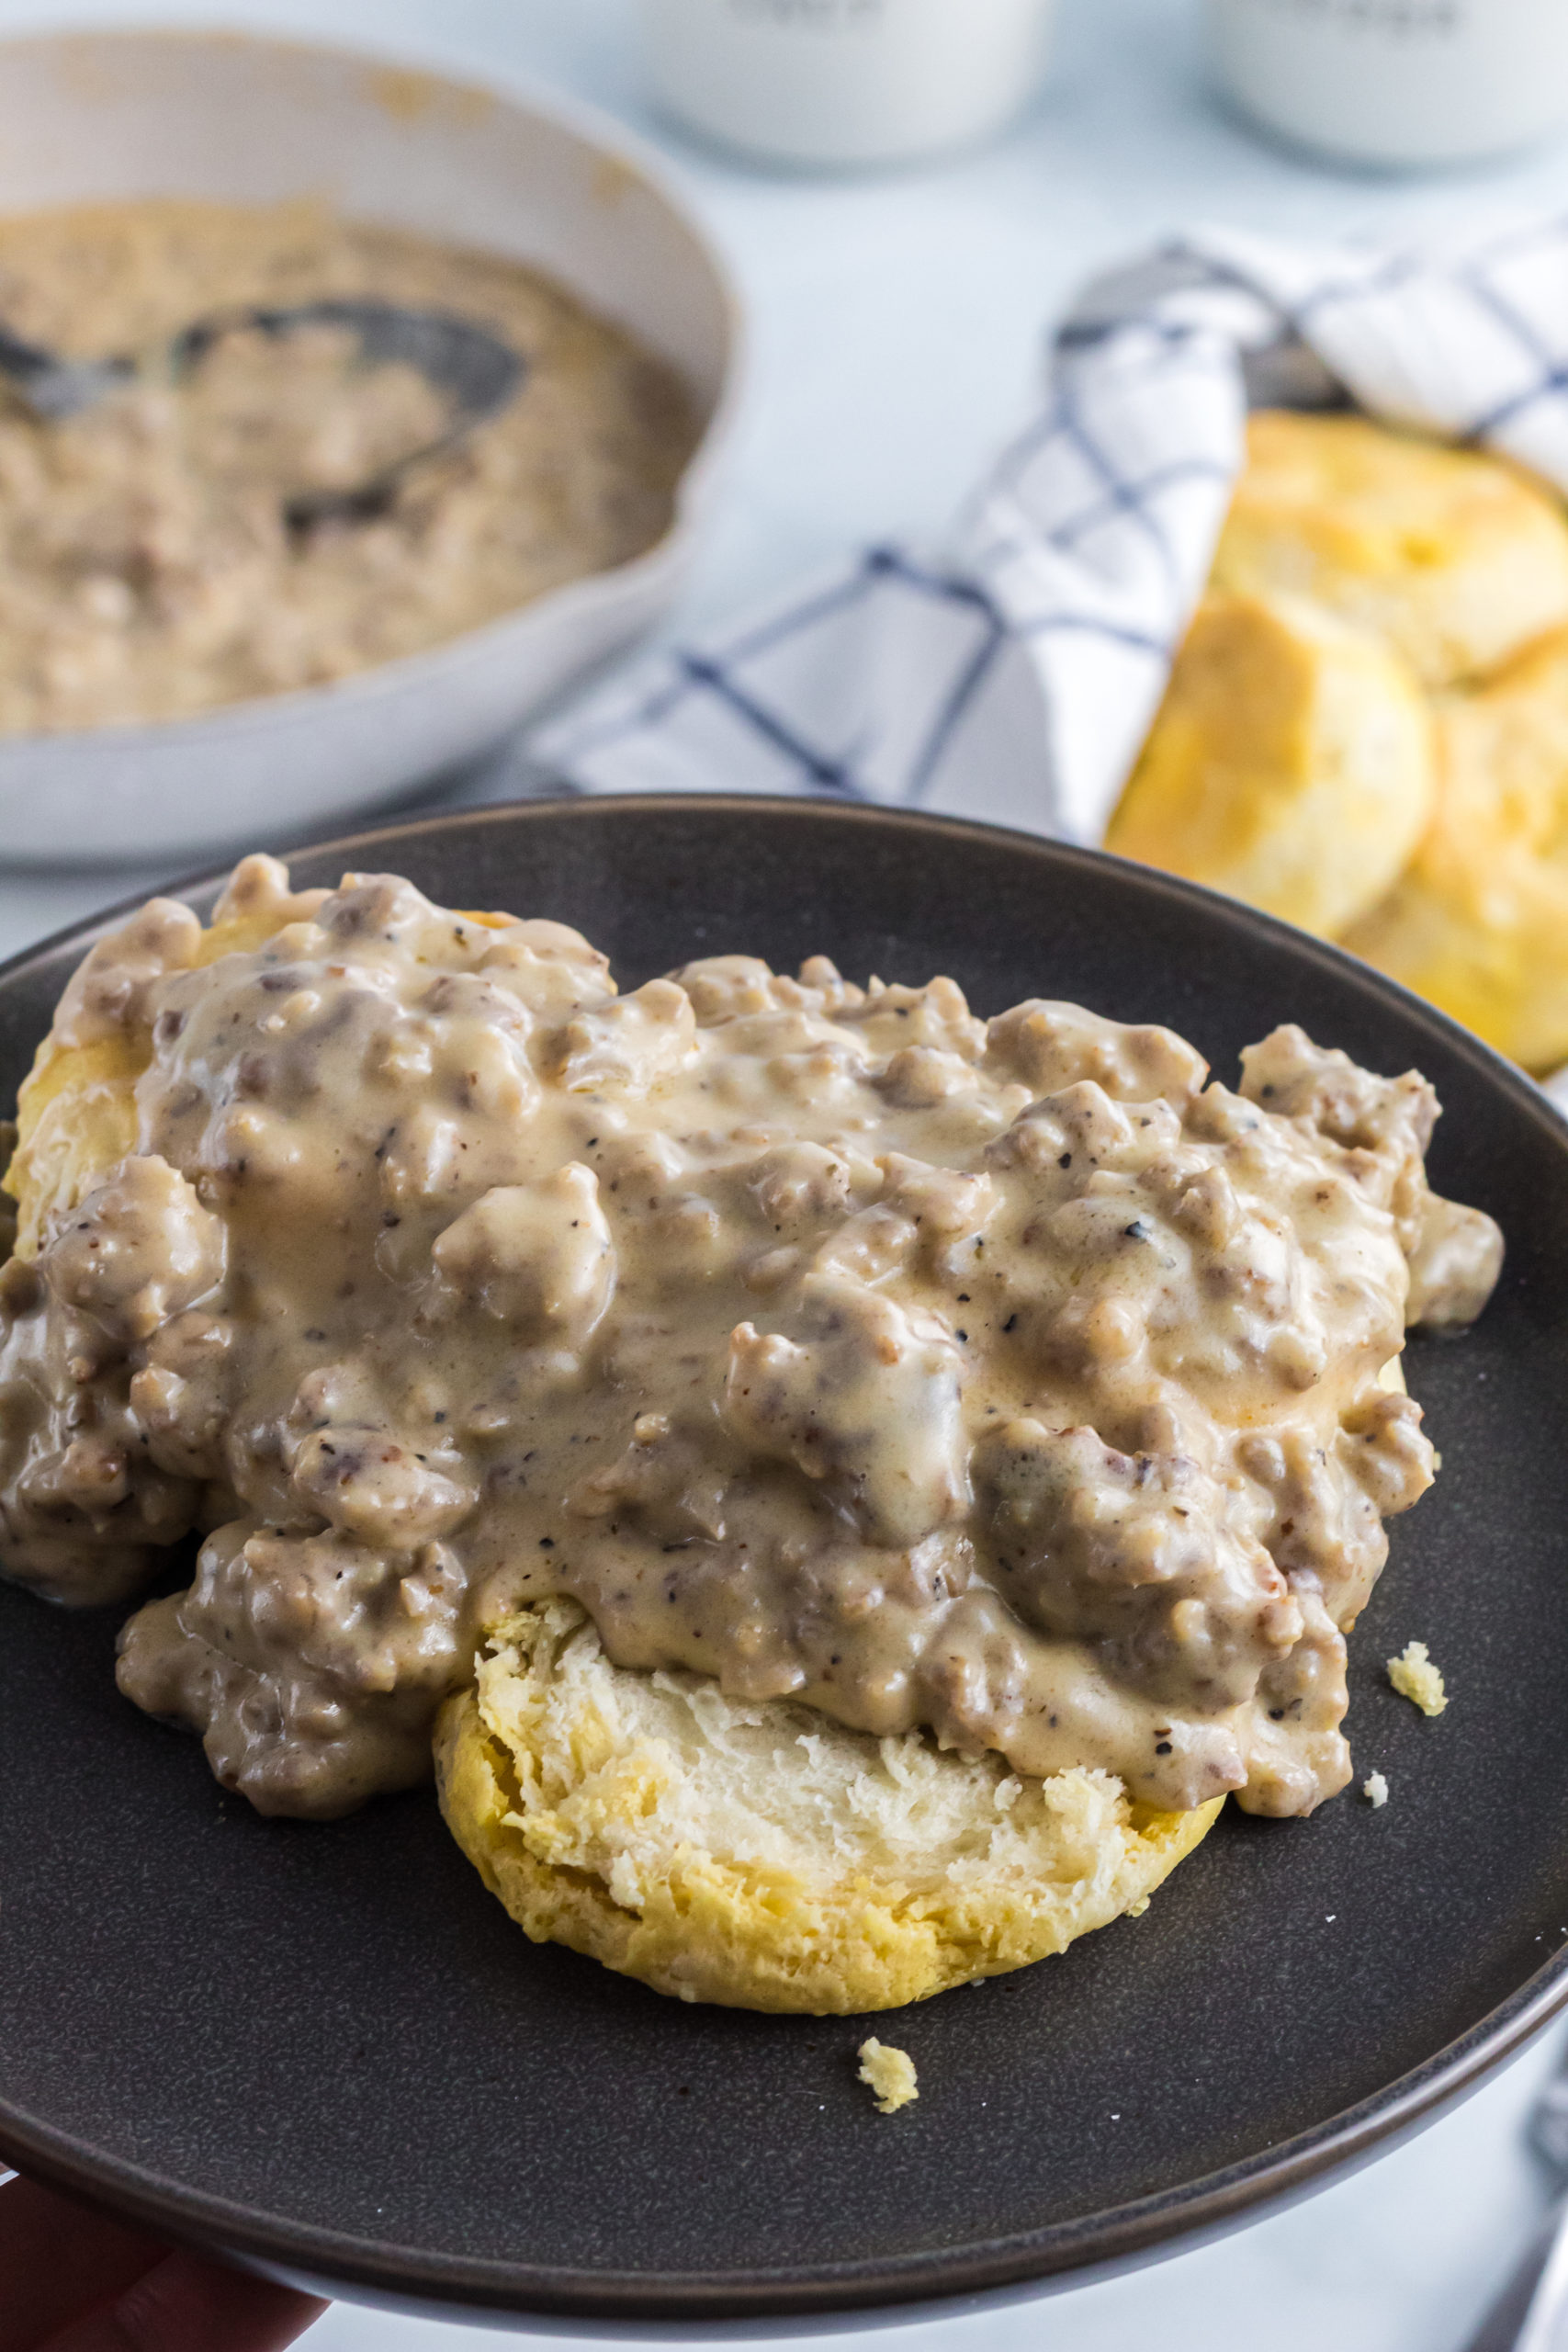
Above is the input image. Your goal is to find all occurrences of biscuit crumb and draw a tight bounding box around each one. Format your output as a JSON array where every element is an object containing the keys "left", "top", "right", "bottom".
[
  {"left": 1362, "top": 1770, "right": 1389, "bottom": 1808},
  {"left": 858, "top": 2039, "right": 918, "bottom": 2115},
  {"left": 1387, "top": 1640, "right": 1448, "bottom": 1716}
]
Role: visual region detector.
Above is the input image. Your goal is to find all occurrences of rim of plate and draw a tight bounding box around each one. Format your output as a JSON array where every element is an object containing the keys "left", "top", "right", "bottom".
[{"left": 1, "top": 794, "right": 1563, "bottom": 2325}]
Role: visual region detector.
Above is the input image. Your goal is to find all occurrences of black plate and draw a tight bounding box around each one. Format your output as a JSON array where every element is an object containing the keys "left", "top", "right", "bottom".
[{"left": 3, "top": 797, "right": 1567, "bottom": 2332}]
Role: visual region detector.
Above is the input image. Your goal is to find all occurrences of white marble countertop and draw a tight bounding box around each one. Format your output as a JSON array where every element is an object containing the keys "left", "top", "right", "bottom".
[{"left": 2, "top": 1, "right": 1566, "bottom": 2343}]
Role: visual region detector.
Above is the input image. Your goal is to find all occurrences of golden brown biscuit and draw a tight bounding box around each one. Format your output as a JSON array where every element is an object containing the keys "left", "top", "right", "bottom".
[
  {"left": 1344, "top": 625, "right": 1568, "bottom": 1070},
  {"left": 435, "top": 1599, "right": 1223, "bottom": 2016},
  {"left": 1213, "top": 412, "right": 1568, "bottom": 688},
  {"left": 1106, "top": 589, "right": 1433, "bottom": 938}
]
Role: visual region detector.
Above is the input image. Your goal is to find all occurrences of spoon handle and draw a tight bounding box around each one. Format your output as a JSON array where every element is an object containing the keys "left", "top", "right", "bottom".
[
  {"left": 0, "top": 320, "right": 131, "bottom": 419},
  {"left": 1515, "top": 2198, "right": 1568, "bottom": 2352},
  {"left": 0, "top": 320, "right": 59, "bottom": 388}
]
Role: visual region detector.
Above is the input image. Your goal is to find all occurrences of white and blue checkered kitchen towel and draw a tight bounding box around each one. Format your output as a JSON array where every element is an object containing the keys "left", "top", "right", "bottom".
[{"left": 533, "top": 216, "right": 1568, "bottom": 845}]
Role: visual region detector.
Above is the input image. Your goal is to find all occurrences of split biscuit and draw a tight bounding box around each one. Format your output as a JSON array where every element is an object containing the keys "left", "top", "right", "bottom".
[
  {"left": 4, "top": 856, "right": 516, "bottom": 1255},
  {"left": 1106, "top": 588, "right": 1433, "bottom": 938},
  {"left": 4, "top": 854, "right": 321, "bottom": 1257},
  {"left": 1212, "top": 411, "right": 1568, "bottom": 689},
  {"left": 435, "top": 1599, "right": 1223, "bottom": 2016}
]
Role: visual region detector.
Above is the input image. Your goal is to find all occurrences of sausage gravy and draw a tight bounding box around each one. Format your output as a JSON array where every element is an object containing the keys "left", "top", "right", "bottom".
[
  {"left": 0, "top": 198, "right": 694, "bottom": 732},
  {"left": 0, "top": 858, "right": 1502, "bottom": 1818}
]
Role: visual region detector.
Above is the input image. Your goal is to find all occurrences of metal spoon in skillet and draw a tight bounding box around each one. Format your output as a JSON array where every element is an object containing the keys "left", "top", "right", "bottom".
[{"left": 0, "top": 297, "right": 525, "bottom": 531}]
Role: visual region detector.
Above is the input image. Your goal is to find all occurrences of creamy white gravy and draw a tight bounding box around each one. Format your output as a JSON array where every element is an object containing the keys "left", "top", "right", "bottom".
[{"left": 0, "top": 856, "right": 1502, "bottom": 1819}]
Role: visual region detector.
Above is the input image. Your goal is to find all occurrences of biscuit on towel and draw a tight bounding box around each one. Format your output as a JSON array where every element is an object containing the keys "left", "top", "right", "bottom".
[
  {"left": 1212, "top": 412, "right": 1568, "bottom": 689},
  {"left": 1344, "top": 626, "right": 1568, "bottom": 1071},
  {"left": 435, "top": 1600, "right": 1223, "bottom": 2016},
  {"left": 1106, "top": 589, "right": 1433, "bottom": 938}
]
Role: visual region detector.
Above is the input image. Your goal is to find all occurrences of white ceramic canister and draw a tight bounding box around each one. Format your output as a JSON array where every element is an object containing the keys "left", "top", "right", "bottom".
[
  {"left": 1207, "top": 0, "right": 1568, "bottom": 170},
  {"left": 642, "top": 0, "right": 1056, "bottom": 171}
]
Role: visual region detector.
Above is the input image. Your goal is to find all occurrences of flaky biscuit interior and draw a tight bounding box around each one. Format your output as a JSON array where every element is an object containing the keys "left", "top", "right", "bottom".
[{"left": 436, "top": 1599, "right": 1222, "bottom": 2016}]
